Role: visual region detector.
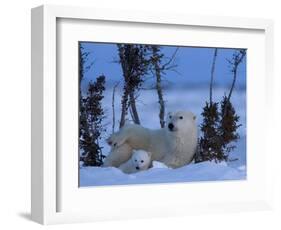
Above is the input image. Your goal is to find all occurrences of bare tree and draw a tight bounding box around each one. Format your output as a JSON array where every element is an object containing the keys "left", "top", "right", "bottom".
[
  {"left": 227, "top": 49, "right": 246, "bottom": 103},
  {"left": 150, "top": 46, "right": 178, "bottom": 128},
  {"left": 119, "top": 84, "right": 130, "bottom": 128},
  {"left": 117, "top": 44, "right": 150, "bottom": 128},
  {"left": 129, "top": 91, "right": 140, "bottom": 124},
  {"left": 209, "top": 48, "right": 218, "bottom": 104},
  {"left": 151, "top": 46, "right": 165, "bottom": 127}
]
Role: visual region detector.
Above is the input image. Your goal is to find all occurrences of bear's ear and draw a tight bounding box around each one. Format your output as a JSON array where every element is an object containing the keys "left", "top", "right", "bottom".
[
  {"left": 147, "top": 151, "right": 152, "bottom": 157},
  {"left": 131, "top": 150, "right": 137, "bottom": 156}
]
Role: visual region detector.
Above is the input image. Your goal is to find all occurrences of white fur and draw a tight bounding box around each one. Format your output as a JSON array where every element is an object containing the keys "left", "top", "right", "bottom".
[
  {"left": 107, "top": 111, "right": 198, "bottom": 168},
  {"left": 119, "top": 150, "right": 152, "bottom": 174},
  {"left": 102, "top": 142, "right": 133, "bottom": 167}
]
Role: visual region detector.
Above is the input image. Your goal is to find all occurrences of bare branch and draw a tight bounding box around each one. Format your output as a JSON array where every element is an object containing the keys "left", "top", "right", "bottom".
[
  {"left": 227, "top": 49, "right": 246, "bottom": 102},
  {"left": 210, "top": 48, "right": 218, "bottom": 104},
  {"left": 161, "top": 47, "right": 179, "bottom": 70}
]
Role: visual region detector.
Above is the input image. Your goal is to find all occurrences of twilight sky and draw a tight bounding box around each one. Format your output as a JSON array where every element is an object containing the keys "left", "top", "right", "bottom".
[{"left": 80, "top": 42, "right": 246, "bottom": 92}]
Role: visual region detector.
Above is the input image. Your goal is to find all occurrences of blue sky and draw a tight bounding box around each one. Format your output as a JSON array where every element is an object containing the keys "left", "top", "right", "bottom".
[{"left": 80, "top": 42, "right": 246, "bottom": 92}]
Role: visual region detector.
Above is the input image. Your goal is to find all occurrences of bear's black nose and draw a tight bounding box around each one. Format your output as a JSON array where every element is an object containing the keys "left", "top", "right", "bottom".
[
  {"left": 136, "top": 166, "right": 140, "bottom": 170},
  {"left": 168, "top": 123, "right": 174, "bottom": 131}
]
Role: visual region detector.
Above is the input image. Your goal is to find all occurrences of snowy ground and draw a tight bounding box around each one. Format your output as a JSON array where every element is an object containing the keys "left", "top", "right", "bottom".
[
  {"left": 80, "top": 85, "right": 247, "bottom": 187},
  {"left": 80, "top": 161, "right": 246, "bottom": 187}
]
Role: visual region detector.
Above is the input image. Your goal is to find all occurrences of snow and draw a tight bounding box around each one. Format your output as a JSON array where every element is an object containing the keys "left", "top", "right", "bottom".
[
  {"left": 80, "top": 160, "right": 246, "bottom": 187},
  {"left": 80, "top": 86, "right": 247, "bottom": 187},
  {"left": 152, "top": 161, "right": 169, "bottom": 169}
]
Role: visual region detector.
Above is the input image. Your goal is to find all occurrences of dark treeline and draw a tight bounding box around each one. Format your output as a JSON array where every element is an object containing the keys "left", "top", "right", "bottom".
[{"left": 79, "top": 44, "right": 106, "bottom": 166}]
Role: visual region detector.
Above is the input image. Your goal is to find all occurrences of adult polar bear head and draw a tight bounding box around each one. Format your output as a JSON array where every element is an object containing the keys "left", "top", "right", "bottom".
[
  {"left": 166, "top": 111, "right": 196, "bottom": 135},
  {"left": 106, "top": 110, "right": 198, "bottom": 168}
]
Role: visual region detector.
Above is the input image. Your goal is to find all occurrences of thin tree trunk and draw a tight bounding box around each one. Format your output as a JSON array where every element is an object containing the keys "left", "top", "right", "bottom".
[
  {"left": 118, "top": 44, "right": 129, "bottom": 129},
  {"left": 111, "top": 82, "right": 119, "bottom": 133},
  {"left": 117, "top": 44, "right": 147, "bottom": 128},
  {"left": 227, "top": 51, "right": 246, "bottom": 103},
  {"left": 155, "top": 64, "right": 165, "bottom": 128},
  {"left": 119, "top": 85, "right": 129, "bottom": 128},
  {"left": 151, "top": 46, "right": 166, "bottom": 128},
  {"left": 210, "top": 48, "right": 218, "bottom": 104},
  {"left": 129, "top": 91, "right": 141, "bottom": 124},
  {"left": 227, "top": 69, "right": 237, "bottom": 103},
  {"left": 223, "top": 50, "right": 246, "bottom": 117}
]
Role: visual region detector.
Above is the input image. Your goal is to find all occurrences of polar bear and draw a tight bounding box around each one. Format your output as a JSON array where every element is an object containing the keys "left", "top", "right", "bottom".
[
  {"left": 102, "top": 142, "right": 133, "bottom": 167},
  {"left": 107, "top": 111, "right": 198, "bottom": 168},
  {"left": 119, "top": 150, "right": 152, "bottom": 174}
]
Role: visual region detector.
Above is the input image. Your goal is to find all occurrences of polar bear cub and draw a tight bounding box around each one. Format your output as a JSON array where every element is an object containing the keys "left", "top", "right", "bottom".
[{"left": 119, "top": 150, "right": 152, "bottom": 174}]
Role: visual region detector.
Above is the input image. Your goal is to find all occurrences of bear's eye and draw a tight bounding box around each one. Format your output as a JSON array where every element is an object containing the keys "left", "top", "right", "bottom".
[
  {"left": 113, "top": 143, "right": 117, "bottom": 147},
  {"left": 141, "top": 160, "right": 144, "bottom": 163},
  {"left": 135, "top": 159, "right": 137, "bottom": 162},
  {"left": 169, "top": 115, "right": 172, "bottom": 119},
  {"left": 179, "top": 116, "right": 183, "bottom": 119}
]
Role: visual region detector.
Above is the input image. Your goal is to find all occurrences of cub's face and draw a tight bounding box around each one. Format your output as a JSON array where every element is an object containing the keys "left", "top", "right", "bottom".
[
  {"left": 132, "top": 150, "right": 151, "bottom": 171},
  {"left": 166, "top": 111, "right": 196, "bottom": 132}
]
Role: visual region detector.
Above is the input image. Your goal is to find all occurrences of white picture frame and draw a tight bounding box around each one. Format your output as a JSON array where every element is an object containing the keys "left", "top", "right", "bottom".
[{"left": 31, "top": 5, "right": 274, "bottom": 225}]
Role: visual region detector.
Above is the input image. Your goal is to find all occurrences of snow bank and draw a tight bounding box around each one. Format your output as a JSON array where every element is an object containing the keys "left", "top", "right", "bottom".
[{"left": 80, "top": 161, "right": 246, "bottom": 187}]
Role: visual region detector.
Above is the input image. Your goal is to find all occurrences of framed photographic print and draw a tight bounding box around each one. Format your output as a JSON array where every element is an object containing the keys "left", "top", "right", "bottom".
[
  {"left": 31, "top": 5, "right": 274, "bottom": 225},
  {"left": 78, "top": 42, "right": 247, "bottom": 187}
]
